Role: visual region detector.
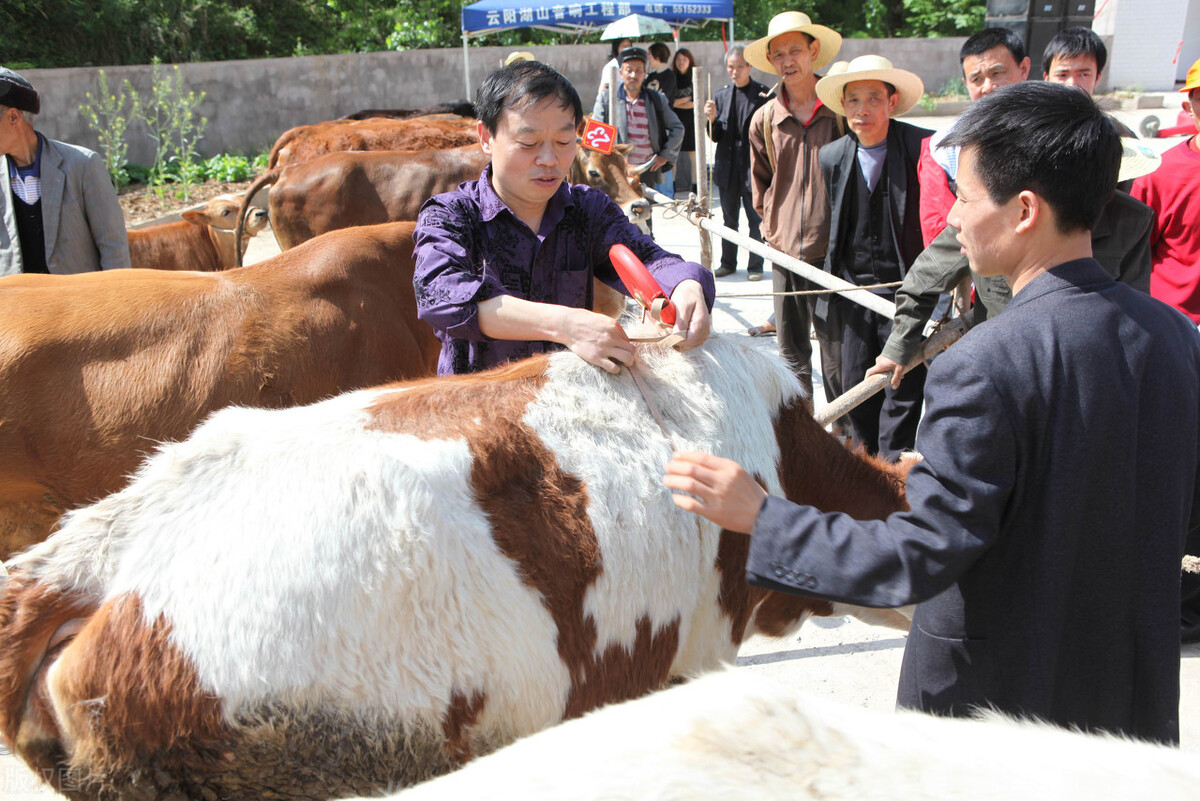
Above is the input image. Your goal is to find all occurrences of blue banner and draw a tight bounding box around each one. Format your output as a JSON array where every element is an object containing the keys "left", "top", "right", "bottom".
[{"left": 462, "top": 0, "right": 735, "bottom": 34}]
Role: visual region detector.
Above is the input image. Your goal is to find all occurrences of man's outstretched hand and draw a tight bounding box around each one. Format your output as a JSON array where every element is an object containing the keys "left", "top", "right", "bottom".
[{"left": 663, "top": 451, "right": 767, "bottom": 534}]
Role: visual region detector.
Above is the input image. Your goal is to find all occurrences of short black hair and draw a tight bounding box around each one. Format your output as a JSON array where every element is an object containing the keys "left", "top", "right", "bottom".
[
  {"left": 960, "top": 27, "right": 1026, "bottom": 69},
  {"left": 842, "top": 81, "right": 897, "bottom": 99},
  {"left": 1042, "top": 26, "right": 1107, "bottom": 77},
  {"left": 941, "top": 82, "right": 1119, "bottom": 234},
  {"left": 611, "top": 38, "right": 631, "bottom": 59},
  {"left": 649, "top": 42, "right": 672, "bottom": 63},
  {"left": 476, "top": 61, "right": 583, "bottom": 134}
]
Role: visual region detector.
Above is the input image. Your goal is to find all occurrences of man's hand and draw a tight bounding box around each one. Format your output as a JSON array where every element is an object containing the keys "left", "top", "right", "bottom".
[
  {"left": 663, "top": 451, "right": 767, "bottom": 534},
  {"left": 669, "top": 279, "right": 711, "bottom": 351},
  {"left": 866, "top": 354, "right": 905, "bottom": 390},
  {"left": 650, "top": 154, "right": 669, "bottom": 171},
  {"left": 560, "top": 307, "right": 635, "bottom": 374},
  {"left": 703, "top": 99, "right": 717, "bottom": 123}
]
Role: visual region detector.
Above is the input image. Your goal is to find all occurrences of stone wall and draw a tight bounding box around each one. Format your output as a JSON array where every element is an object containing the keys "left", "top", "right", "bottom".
[{"left": 20, "top": 37, "right": 967, "bottom": 164}]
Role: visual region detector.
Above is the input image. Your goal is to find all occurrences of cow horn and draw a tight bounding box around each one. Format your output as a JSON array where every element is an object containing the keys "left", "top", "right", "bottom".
[{"left": 630, "top": 157, "right": 657, "bottom": 176}]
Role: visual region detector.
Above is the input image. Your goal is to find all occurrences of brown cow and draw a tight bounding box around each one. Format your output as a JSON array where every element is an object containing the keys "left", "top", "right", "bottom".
[
  {"left": 0, "top": 222, "right": 439, "bottom": 558},
  {"left": 0, "top": 336, "right": 912, "bottom": 800},
  {"left": 129, "top": 194, "right": 269, "bottom": 271},
  {"left": 235, "top": 145, "right": 490, "bottom": 264},
  {"left": 339, "top": 100, "right": 476, "bottom": 120},
  {"left": 570, "top": 142, "right": 653, "bottom": 229},
  {"left": 267, "top": 115, "right": 479, "bottom": 169}
]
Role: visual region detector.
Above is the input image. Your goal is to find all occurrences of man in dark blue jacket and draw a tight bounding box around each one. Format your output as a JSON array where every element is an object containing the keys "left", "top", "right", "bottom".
[
  {"left": 704, "top": 46, "right": 768, "bottom": 279},
  {"left": 664, "top": 82, "right": 1200, "bottom": 745}
]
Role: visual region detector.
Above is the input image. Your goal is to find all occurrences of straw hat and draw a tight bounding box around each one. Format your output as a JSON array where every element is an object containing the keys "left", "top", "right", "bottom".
[
  {"left": 1117, "top": 137, "right": 1162, "bottom": 183},
  {"left": 744, "top": 12, "right": 842, "bottom": 74},
  {"left": 815, "top": 54, "right": 924, "bottom": 116},
  {"left": 504, "top": 51, "right": 536, "bottom": 66}
]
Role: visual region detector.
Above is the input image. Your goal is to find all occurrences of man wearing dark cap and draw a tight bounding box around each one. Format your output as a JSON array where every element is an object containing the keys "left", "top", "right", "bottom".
[
  {"left": 592, "top": 47, "right": 684, "bottom": 191},
  {"left": 0, "top": 66, "right": 130, "bottom": 275}
]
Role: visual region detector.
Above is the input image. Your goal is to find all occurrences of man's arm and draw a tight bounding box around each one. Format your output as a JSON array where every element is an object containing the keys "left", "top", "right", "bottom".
[
  {"left": 666, "top": 347, "right": 1016, "bottom": 609},
  {"left": 83, "top": 151, "right": 131, "bottom": 270},
  {"left": 656, "top": 94, "right": 685, "bottom": 166},
  {"left": 868, "top": 225, "right": 970, "bottom": 387},
  {"left": 589, "top": 190, "right": 714, "bottom": 350},
  {"left": 591, "top": 89, "right": 609, "bottom": 123},
  {"left": 706, "top": 89, "right": 727, "bottom": 143}
]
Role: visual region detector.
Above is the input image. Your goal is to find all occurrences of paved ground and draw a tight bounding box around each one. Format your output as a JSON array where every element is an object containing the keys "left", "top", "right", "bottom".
[{"left": 4, "top": 109, "right": 1198, "bottom": 795}]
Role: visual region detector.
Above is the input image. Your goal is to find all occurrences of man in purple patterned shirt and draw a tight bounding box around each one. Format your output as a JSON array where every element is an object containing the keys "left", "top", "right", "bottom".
[{"left": 413, "top": 61, "right": 714, "bottom": 376}]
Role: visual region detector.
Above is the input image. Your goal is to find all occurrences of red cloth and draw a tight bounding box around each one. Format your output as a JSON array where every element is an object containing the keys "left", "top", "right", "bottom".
[
  {"left": 917, "top": 137, "right": 956, "bottom": 247},
  {"left": 1131, "top": 138, "right": 1200, "bottom": 323}
]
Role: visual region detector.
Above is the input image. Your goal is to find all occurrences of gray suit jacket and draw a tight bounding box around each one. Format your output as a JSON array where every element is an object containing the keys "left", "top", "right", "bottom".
[
  {"left": 749, "top": 259, "right": 1200, "bottom": 744},
  {"left": 591, "top": 86, "right": 683, "bottom": 186},
  {"left": 1, "top": 135, "right": 131, "bottom": 276}
]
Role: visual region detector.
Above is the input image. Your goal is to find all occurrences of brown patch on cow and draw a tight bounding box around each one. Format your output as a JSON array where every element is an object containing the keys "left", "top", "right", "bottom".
[
  {"left": 367, "top": 357, "right": 683, "bottom": 720},
  {"left": 714, "top": 400, "right": 912, "bottom": 641},
  {"left": 562, "top": 615, "right": 681, "bottom": 719},
  {"left": 36, "top": 593, "right": 228, "bottom": 793},
  {"left": 441, "top": 690, "right": 487, "bottom": 763},
  {"left": 0, "top": 576, "right": 97, "bottom": 762}
]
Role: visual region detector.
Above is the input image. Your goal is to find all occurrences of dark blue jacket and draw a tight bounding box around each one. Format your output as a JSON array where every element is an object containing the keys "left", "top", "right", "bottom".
[{"left": 748, "top": 258, "right": 1200, "bottom": 744}]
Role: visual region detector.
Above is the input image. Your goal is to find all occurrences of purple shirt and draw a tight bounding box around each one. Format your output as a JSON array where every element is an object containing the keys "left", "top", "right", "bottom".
[{"left": 413, "top": 165, "right": 715, "bottom": 375}]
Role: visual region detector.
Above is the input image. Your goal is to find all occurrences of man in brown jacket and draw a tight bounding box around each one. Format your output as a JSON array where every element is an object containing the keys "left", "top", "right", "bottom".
[{"left": 746, "top": 11, "right": 843, "bottom": 409}]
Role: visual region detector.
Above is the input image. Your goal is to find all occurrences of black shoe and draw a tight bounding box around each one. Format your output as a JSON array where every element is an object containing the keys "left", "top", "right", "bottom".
[{"left": 715, "top": 265, "right": 736, "bottom": 278}]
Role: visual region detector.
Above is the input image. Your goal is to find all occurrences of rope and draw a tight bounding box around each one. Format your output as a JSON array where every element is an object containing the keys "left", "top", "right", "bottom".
[{"left": 717, "top": 281, "right": 903, "bottom": 299}]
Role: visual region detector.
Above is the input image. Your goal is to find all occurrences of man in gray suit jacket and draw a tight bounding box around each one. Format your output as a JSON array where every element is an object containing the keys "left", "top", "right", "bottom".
[
  {"left": 665, "top": 83, "right": 1200, "bottom": 745},
  {"left": 0, "top": 67, "right": 130, "bottom": 276}
]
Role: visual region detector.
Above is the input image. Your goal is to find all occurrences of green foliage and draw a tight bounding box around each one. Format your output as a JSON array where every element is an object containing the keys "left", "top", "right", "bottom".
[
  {"left": 79, "top": 71, "right": 139, "bottom": 189},
  {"left": 141, "top": 60, "right": 208, "bottom": 201},
  {"left": 6, "top": 0, "right": 984, "bottom": 68}
]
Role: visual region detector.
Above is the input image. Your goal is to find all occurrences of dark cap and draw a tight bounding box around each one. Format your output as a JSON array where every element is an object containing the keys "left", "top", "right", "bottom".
[
  {"left": 618, "top": 47, "right": 649, "bottom": 67},
  {"left": 0, "top": 67, "right": 39, "bottom": 114}
]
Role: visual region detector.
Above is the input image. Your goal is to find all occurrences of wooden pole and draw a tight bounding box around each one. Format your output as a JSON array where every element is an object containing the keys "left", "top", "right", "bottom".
[
  {"left": 608, "top": 64, "right": 619, "bottom": 130},
  {"left": 692, "top": 66, "right": 712, "bottom": 273}
]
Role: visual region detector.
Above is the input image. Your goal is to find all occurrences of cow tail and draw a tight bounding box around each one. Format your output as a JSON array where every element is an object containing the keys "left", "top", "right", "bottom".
[{"left": 236, "top": 168, "right": 280, "bottom": 267}]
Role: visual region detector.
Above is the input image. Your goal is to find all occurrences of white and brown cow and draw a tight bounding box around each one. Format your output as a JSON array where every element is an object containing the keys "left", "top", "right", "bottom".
[
  {"left": 0, "top": 336, "right": 910, "bottom": 800},
  {"left": 388, "top": 669, "right": 1200, "bottom": 800},
  {"left": 128, "top": 194, "right": 269, "bottom": 271}
]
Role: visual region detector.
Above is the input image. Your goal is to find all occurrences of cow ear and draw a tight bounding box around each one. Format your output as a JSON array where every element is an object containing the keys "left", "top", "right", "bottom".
[
  {"left": 615, "top": 143, "right": 634, "bottom": 155},
  {"left": 180, "top": 210, "right": 205, "bottom": 226}
]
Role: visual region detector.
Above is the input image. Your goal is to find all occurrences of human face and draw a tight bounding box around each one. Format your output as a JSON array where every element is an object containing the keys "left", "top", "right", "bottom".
[
  {"left": 842, "top": 80, "right": 897, "bottom": 147},
  {"left": 620, "top": 59, "right": 646, "bottom": 97},
  {"left": 962, "top": 45, "right": 1031, "bottom": 101},
  {"left": 768, "top": 32, "right": 819, "bottom": 87},
  {"left": 947, "top": 147, "right": 1024, "bottom": 278},
  {"left": 1046, "top": 54, "right": 1099, "bottom": 95},
  {"left": 478, "top": 97, "right": 578, "bottom": 222},
  {"left": 1185, "top": 91, "right": 1200, "bottom": 133},
  {"left": 0, "top": 106, "right": 21, "bottom": 157},
  {"left": 674, "top": 51, "right": 691, "bottom": 72},
  {"left": 726, "top": 52, "right": 751, "bottom": 87}
]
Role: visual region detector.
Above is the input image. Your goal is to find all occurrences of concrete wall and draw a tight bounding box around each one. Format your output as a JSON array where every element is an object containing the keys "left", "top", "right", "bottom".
[
  {"left": 1180, "top": 0, "right": 1200, "bottom": 84},
  {"left": 1095, "top": 0, "right": 1195, "bottom": 90},
  {"left": 20, "top": 37, "right": 967, "bottom": 164}
]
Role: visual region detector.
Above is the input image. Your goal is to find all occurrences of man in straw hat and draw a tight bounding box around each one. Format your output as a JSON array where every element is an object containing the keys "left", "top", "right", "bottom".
[
  {"left": 665, "top": 81, "right": 1200, "bottom": 746},
  {"left": 815, "top": 55, "right": 931, "bottom": 460},
  {"left": 0, "top": 66, "right": 129, "bottom": 276},
  {"left": 745, "top": 11, "right": 844, "bottom": 411}
]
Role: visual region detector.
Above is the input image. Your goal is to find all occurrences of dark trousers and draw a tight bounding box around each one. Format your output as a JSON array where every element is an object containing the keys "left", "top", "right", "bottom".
[
  {"left": 1183, "top": 528, "right": 1200, "bottom": 638},
  {"left": 718, "top": 181, "right": 764, "bottom": 274},
  {"left": 839, "top": 299, "right": 926, "bottom": 460},
  {"left": 773, "top": 267, "right": 843, "bottom": 408}
]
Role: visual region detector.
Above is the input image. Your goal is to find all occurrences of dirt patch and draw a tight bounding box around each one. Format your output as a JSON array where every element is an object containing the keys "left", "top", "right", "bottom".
[{"left": 118, "top": 180, "right": 255, "bottom": 227}]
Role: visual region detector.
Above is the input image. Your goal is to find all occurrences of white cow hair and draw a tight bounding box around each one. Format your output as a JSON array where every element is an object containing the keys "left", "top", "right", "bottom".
[
  {"left": 380, "top": 668, "right": 1200, "bottom": 801},
  {"left": 9, "top": 336, "right": 808, "bottom": 737}
]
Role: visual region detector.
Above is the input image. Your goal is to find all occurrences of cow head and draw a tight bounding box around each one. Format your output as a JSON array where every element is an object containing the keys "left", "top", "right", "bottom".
[
  {"left": 569, "top": 143, "right": 652, "bottom": 231},
  {"left": 182, "top": 195, "right": 269, "bottom": 238}
]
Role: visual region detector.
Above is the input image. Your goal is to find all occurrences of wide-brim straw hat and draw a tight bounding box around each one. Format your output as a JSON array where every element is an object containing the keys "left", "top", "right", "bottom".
[
  {"left": 744, "top": 12, "right": 842, "bottom": 74},
  {"left": 815, "top": 54, "right": 924, "bottom": 116},
  {"left": 1118, "top": 137, "right": 1162, "bottom": 182}
]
